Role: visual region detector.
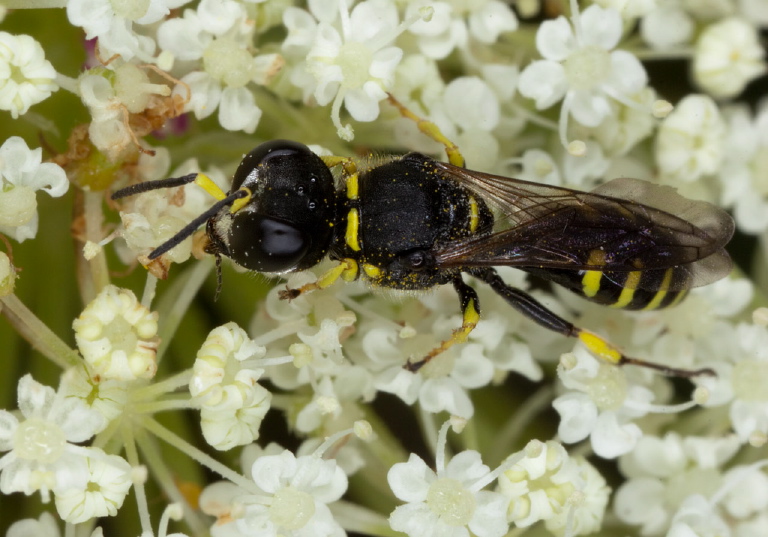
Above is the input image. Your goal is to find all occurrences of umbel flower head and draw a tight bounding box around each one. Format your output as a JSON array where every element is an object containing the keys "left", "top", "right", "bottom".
[
  {"left": 73, "top": 285, "right": 160, "bottom": 381},
  {"left": 190, "top": 322, "right": 272, "bottom": 451},
  {"left": 0, "top": 375, "right": 104, "bottom": 503}
]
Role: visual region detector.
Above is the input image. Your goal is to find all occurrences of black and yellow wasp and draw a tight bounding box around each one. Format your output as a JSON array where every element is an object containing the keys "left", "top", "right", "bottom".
[{"left": 111, "top": 96, "right": 734, "bottom": 377}]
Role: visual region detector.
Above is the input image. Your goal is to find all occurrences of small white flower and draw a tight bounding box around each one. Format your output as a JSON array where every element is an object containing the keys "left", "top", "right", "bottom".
[
  {"left": 511, "top": 141, "right": 610, "bottom": 190},
  {"left": 545, "top": 456, "right": 610, "bottom": 536},
  {"left": 719, "top": 101, "right": 768, "bottom": 234},
  {"left": 697, "top": 322, "right": 768, "bottom": 444},
  {"left": 655, "top": 94, "right": 725, "bottom": 183},
  {"left": 590, "top": 87, "right": 657, "bottom": 156},
  {"left": 693, "top": 18, "right": 766, "bottom": 99},
  {"left": 0, "top": 136, "right": 68, "bottom": 242},
  {"left": 552, "top": 347, "right": 654, "bottom": 458},
  {"left": 158, "top": 0, "right": 277, "bottom": 134},
  {"left": 54, "top": 449, "right": 132, "bottom": 523},
  {"left": 237, "top": 450, "right": 348, "bottom": 537},
  {"left": 517, "top": 4, "right": 648, "bottom": 148},
  {"left": 66, "top": 0, "right": 188, "bottom": 61},
  {"left": 596, "top": 0, "right": 657, "bottom": 19},
  {"left": 200, "top": 398, "right": 271, "bottom": 452},
  {"left": 295, "top": 375, "right": 342, "bottom": 433},
  {"left": 0, "top": 375, "right": 103, "bottom": 502},
  {"left": 373, "top": 334, "right": 488, "bottom": 419},
  {"left": 73, "top": 285, "right": 160, "bottom": 381},
  {"left": 720, "top": 464, "right": 768, "bottom": 520},
  {"left": 667, "top": 494, "right": 730, "bottom": 537},
  {"left": 614, "top": 432, "right": 740, "bottom": 535},
  {"left": 296, "top": 435, "right": 365, "bottom": 477},
  {"left": 497, "top": 439, "right": 610, "bottom": 535},
  {"left": 406, "top": 0, "right": 518, "bottom": 59},
  {"left": 78, "top": 64, "right": 172, "bottom": 161},
  {"left": 6, "top": 512, "right": 61, "bottom": 537},
  {"left": 305, "top": 0, "right": 407, "bottom": 139},
  {"left": 191, "top": 323, "right": 272, "bottom": 451},
  {"left": 190, "top": 322, "right": 267, "bottom": 408},
  {"left": 388, "top": 422, "right": 510, "bottom": 537},
  {"left": 0, "top": 32, "right": 58, "bottom": 119},
  {"left": 498, "top": 440, "right": 581, "bottom": 528},
  {"left": 59, "top": 367, "right": 129, "bottom": 425},
  {"left": 640, "top": 4, "right": 694, "bottom": 50}
]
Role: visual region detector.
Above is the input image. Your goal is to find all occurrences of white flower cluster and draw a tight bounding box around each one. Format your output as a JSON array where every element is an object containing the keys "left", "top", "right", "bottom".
[{"left": 2, "top": 0, "right": 768, "bottom": 536}]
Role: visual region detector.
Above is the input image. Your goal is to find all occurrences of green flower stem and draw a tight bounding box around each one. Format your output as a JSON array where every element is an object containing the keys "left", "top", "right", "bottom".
[
  {"left": 330, "top": 500, "right": 401, "bottom": 537},
  {"left": 85, "top": 190, "right": 111, "bottom": 293},
  {"left": 135, "top": 369, "right": 194, "bottom": 401},
  {"left": 55, "top": 73, "right": 80, "bottom": 94},
  {"left": 489, "top": 383, "right": 556, "bottom": 466},
  {"left": 135, "top": 428, "right": 209, "bottom": 537},
  {"left": 133, "top": 396, "right": 197, "bottom": 414},
  {"left": 154, "top": 258, "right": 213, "bottom": 362},
  {"left": 142, "top": 416, "right": 258, "bottom": 492},
  {"left": 122, "top": 424, "right": 154, "bottom": 535},
  {"left": 1, "top": 293, "right": 81, "bottom": 370}
]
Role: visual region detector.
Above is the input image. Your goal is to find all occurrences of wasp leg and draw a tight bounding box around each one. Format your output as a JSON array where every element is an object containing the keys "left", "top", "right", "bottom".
[
  {"left": 278, "top": 258, "right": 360, "bottom": 301},
  {"left": 321, "top": 155, "right": 358, "bottom": 176},
  {"left": 406, "top": 275, "right": 481, "bottom": 372},
  {"left": 386, "top": 93, "right": 465, "bottom": 168},
  {"left": 471, "top": 268, "right": 715, "bottom": 378}
]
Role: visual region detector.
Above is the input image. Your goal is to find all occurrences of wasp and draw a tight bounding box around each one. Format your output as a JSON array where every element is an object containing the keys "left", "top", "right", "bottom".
[{"left": 111, "top": 96, "right": 734, "bottom": 377}]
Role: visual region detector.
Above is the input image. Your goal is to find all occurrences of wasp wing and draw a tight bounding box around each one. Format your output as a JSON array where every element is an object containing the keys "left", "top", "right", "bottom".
[{"left": 432, "top": 163, "right": 734, "bottom": 291}]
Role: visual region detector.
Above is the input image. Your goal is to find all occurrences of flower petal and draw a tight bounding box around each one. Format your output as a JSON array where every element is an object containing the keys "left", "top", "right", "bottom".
[{"left": 518, "top": 60, "right": 567, "bottom": 109}]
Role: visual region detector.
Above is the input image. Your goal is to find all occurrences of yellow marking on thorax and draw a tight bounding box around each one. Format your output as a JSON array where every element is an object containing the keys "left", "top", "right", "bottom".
[
  {"left": 611, "top": 270, "right": 642, "bottom": 309},
  {"left": 346, "top": 172, "right": 359, "bottom": 200},
  {"left": 581, "top": 249, "right": 606, "bottom": 298},
  {"left": 642, "top": 268, "right": 674, "bottom": 310},
  {"left": 468, "top": 196, "right": 479, "bottom": 233},
  {"left": 345, "top": 208, "right": 362, "bottom": 251}
]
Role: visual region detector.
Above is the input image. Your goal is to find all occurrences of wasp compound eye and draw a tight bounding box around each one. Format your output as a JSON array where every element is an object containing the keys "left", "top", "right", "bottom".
[{"left": 228, "top": 213, "right": 310, "bottom": 273}]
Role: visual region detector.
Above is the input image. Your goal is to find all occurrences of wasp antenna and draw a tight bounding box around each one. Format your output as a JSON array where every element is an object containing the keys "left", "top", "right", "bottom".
[
  {"left": 214, "top": 254, "right": 223, "bottom": 301},
  {"left": 111, "top": 173, "right": 199, "bottom": 200},
  {"left": 148, "top": 189, "right": 248, "bottom": 260}
]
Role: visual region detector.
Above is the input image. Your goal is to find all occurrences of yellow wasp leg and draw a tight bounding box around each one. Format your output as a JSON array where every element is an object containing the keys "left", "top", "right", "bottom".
[
  {"left": 386, "top": 93, "right": 466, "bottom": 168},
  {"left": 321, "top": 155, "right": 358, "bottom": 177},
  {"left": 406, "top": 277, "right": 480, "bottom": 372},
  {"left": 278, "top": 259, "right": 359, "bottom": 300}
]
